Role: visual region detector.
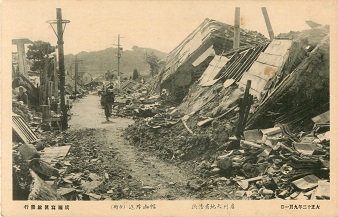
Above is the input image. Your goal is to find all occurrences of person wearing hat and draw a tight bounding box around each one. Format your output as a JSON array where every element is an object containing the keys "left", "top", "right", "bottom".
[
  {"left": 102, "top": 86, "right": 115, "bottom": 121},
  {"left": 17, "top": 86, "right": 28, "bottom": 104}
]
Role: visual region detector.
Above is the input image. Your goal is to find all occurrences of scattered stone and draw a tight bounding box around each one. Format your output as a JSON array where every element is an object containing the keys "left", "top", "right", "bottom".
[
  {"left": 104, "top": 173, "right": 109, "bottom": 180},
  {"left": 217, "top": 156, "right": 232, "bottom": 170},
  {"left": 87, "top": 193, "right": 102, "bottom": 200},
  {"left": 211, "top": 168, "right": 221, "bottom": 174}
]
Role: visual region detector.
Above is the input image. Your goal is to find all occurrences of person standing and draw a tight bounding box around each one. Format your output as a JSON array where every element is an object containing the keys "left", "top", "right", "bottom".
[{"left": 103, "top": 86, "right": 115, "bottom": 121}]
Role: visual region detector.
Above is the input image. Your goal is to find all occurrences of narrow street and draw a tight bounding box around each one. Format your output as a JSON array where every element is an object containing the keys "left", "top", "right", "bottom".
[{"left": 67, "top": 94, "right": 190, "bottom": 200}]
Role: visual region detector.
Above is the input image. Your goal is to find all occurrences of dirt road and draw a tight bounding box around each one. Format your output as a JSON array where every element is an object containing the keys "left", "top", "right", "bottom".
[{"left": 67, "top": 94, "right": 190, "bottom": 200}]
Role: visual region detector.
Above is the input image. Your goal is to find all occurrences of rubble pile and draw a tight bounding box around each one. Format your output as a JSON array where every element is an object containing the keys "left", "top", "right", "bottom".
[
  {"left": 208, "top": 121, "right": 330, "bottom": 200},
  {"left": 125, "top": 119, "right": 210, "bottom": 161},
  {"left": 123, "top": 24, "right": 330, "bottom": 200},
  {"left": 12, "top": 99, "right": 41, "bottom": 123},
  {"left": 12, "top": 140, "right": 66, "bottom": 200},
  {"left": 111, "top": 78, "right": 178, "bottom": 118},
  {"left": 60, "top": 129, "right": 146, "bottom": 200},
  {"left": 124, "top": 105, "right": 238, "bottom": 164},
  {"left": 125, "top": 105, "right": 330, "bottom": 200},
  {"left": 14, "top": 126, "right": 175, "bottom": 200}
]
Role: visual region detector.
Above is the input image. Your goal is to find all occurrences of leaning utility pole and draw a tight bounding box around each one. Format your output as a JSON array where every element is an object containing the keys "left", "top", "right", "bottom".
[
  {"left": 261, "top": 7, "right": 275, "bottom": 41},
  {"left": 56, "top": 8, "right": 68, "bottom": 130}
]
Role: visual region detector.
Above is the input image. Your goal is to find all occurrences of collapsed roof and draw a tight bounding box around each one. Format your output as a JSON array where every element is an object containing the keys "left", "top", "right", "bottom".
[
  {"left": 159, "top": 18, "right": 268, "bottom": 101},
  {"left": 176, "top": 24, "right": 329, "bottom": 130}
]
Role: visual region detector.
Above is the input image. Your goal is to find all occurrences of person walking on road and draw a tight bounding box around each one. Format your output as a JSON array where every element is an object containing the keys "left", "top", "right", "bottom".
[{"left": 102, "top": 86, "right": 115, "bottom": 121}]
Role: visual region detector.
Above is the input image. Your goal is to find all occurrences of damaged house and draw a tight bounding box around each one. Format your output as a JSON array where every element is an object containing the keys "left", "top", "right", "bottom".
[
  {"left": 177, "top": 23, "right": 329, "bottom": 130},
  {"left": 159, "top": 18, "right": 268, "bottom": 102}
]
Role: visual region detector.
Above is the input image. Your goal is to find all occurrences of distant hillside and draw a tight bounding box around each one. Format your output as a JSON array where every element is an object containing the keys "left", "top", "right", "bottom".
[{"left": 65, "top": 46, "right": 167, "bottom": 79}]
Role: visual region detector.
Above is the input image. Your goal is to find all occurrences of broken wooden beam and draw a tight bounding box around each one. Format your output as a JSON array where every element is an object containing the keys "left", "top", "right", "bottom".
[
  {"left": 236, "top": 80, "right": 252, "bottom": 137},
  {"left": 182, "top": 119, "right": 194, "bottom": 135}
]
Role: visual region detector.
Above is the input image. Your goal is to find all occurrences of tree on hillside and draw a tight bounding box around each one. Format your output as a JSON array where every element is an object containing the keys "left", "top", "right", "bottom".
[
  {"left": 26, "top": 41, "right": 55, "bottom": 73},
  {"left": 132, "top": 69, "right": 139, "bottom": 80},
  {"left": 145, "top": 52, "right": 161, "bottom": 77}
]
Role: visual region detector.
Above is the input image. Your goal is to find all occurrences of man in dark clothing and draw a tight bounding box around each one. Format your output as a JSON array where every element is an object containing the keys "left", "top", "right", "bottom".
[
  {"left": 17, "top": 86, "right": 28, "bottom": 104},
  {"left": 103, "top": 87, "right": 115, "bottom": 121}
]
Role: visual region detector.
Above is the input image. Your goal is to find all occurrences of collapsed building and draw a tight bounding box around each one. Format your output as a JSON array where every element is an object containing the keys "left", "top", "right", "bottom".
[
  {"left": 177, "top": 24, "right": 329, "bottom": 130},
  {"left": 124, "top": 19, "right": 330, "bottom": 200},
  {"left": 159, "top": 18, "right": 268, "bottom": 102}
]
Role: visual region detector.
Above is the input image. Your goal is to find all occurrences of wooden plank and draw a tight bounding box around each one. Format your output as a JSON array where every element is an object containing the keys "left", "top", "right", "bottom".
[
  {"left": 221, "top": 51, "right": 248, "bottom": 80},
  {"left": 226, "top": 49, "right": 254, "bottom": 79},
  {"left": 236, "top": 44, "right": 268, "bottom": 81},
  {"left": 233, "top": 48, "right": 261, "bottom": 81},
  {"left": 242, "top": 44, "right": 267, "bottom": 69},
  {"left": 197, "top": 117, "right": 214, "bottom": 127}
]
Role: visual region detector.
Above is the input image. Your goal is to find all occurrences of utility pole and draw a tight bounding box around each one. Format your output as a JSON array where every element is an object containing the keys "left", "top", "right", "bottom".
[
  {"left": 233, "top": 7, "right": 241, "bottom": 49},
  {"left": 71, "top": 56, "right": 83, "bottom": 98},
  {"left": 117, "top": 34, "right": 121, "bottom": 81},
  {"left": 53, "top": 53, "right": 58, "bottom": 98},
  {"left": 114, "top": 34, "right": 123, "bottom": 88},
  {"left": 46, "top": 11, "right": 70, "bottom": 129},
  {"left": 75, "top": 55, "right": 78, "bottom": 98},
  {"left": 56, "top": 8, "right": 68, "bottom": 130}
]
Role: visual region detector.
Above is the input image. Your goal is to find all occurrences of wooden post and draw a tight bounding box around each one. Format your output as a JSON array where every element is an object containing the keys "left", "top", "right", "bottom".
[{"left": 233, "top": 7, "right": 240, "bottom": 49}]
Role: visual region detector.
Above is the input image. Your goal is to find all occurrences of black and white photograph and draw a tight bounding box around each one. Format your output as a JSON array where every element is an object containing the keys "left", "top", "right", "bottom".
[{"left": 1, "top": 0, "right": 338, "bottom": 216}]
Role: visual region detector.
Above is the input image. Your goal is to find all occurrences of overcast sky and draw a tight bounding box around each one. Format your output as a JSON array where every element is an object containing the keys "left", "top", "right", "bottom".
[{"left": 3, "top": 0, "right": 337, "bottom": 55}]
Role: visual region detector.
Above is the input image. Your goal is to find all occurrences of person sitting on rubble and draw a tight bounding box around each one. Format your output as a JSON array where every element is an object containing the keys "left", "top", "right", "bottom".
[
  {"left": 102, "top": 86, "right": 115, "bottom": 121},
  {"left": 17, "top": 86, "right": 28, "bottom": 104}
]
